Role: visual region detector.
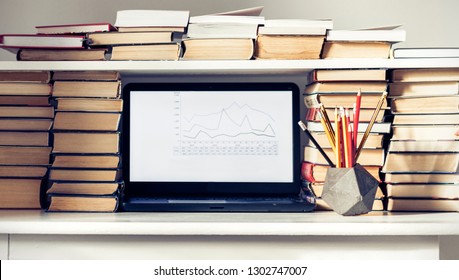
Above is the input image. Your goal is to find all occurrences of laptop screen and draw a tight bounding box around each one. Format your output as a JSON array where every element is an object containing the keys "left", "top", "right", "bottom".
[{"left": 123, "top": 83, "right": 300, "bottom": 196}]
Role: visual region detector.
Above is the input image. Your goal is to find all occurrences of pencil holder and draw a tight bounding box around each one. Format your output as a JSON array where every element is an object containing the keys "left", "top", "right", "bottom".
[{"left": 322, "top": 163, "right": 379, "bottom": 216}]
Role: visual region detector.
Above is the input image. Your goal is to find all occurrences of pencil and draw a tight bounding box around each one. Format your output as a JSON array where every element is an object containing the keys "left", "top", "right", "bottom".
[
  {"left": 355, "top": 91, "right": 388, "bottom": 162},
  {"left": 341, "top": 107, "right": 350, "bottom": 168},
  {"left": 348, "top": 123, "right": 354, "bottom": 167},
  {"left": 319, "top": 103, "right": 335, "bottom": 139},
  {"left": 298, "top": 120, "right": 335, "bottom": 167},
  {"left": 318, "top": 111, "right": 336, "bottom": 153},
  {"left": 353, "top": 89, "right": 361, "bottom": 150},
  {"left": 345, "top": 109, "right": 353, "bottom": 167},
  {"left": 335, "top": 109, "right": 342, "bottom": 168}
]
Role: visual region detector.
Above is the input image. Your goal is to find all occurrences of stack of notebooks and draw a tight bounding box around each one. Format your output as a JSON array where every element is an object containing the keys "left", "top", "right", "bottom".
[
  {"left": 321, "top": 26, "right": 406, "bottom": 58},
  {"left": 45, "top": 71, "right": 123, "bottom": 212},
  {"left": 182, "top": 10, "right": 264, "bottom": 60},
  {"left": 255, "top": 19, "right": 332, "bottom": 59},
  {"left": 0, "top": 71, "right": 53, "bottom": 209},
  {"left": 383, "top": 68, "right": 459, "bottom": 211},
  {"left": 302, "top": 69, "right": 391, "bottom": 210}
]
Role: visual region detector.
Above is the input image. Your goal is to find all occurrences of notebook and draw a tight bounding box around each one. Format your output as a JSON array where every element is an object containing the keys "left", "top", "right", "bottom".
[{"left": 121, "top": 82, "right": 315, "bottom": 212}]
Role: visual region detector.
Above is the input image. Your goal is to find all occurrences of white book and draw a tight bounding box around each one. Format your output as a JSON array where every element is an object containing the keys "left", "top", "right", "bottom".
[
  {"left": 258, "top": 26, "right": 326, "bottom": 36},
  {"left": 305, "top": 120, "right": 391, "bottom": 134},
  {"left": 0, "top": 34, "right": 84, "bottom": 48},
  {"left": 187, "top": 23, "right": 259, "bottom": 39},
  {"left": 326, "top": 29, "right": 406, "bottom": 43},
  {"left": 393, "top": 47, "right": 459, "bottom": 58},
  {"left": 264, "top": 19, "right": 333, "bottom": 29},
  {"left": 189, "top": 15, "right": 265, "bottom": 25},
  {"left": 114, "top": 10, "right": 190, "bottom": 28}
]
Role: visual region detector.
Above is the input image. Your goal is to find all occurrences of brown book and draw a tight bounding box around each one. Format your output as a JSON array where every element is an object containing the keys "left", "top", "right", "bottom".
[
  {"left": 0, "top": 119, "right": 53, "bottom": 131},
  {"left": 302, "top": 162, "right": 381, "bottom": 183},
  {"left": 391, "top": 125, "right": 459, "bottom": 141},
  {"left": 47, "top": 182, "right": 121, "bottom": 195},
  {"left": 52, "top": 81, "right": 121, "bottom": 98},
  {"left": 304, "top": 93, "right": 388, "bottom": 108},
  {"left": 303, "top": 146, "right": 385, "bottom": 166},
  {"left": 17, "top": 49, "right": 107, "bottom": 61},
  {"left": 388, "top": 140, "right": 459, "bottom": 152},
  {"left": 53, "top": 132, "right": 119, "bottom": 154},
  {"left": 0, "top": 131, "right": 49, "bottom": 146},
  {"left": 387, "top": 183, "right": 459, "bottom": 199},
  {"left": 47, "top": 195, "right": 118, "bottom": 212},
  {"left": 391, "top": 68, "right": 459, "bottom": 82},
  {"left": 182, "top": 38, "right": 254, "bottom": 60},
  {"left": 384, "top": 173, "right": 459, "bottom": 184},
  {"left": 0, "top": 82, "right": 51, "bottom": 95},
  {"left": 388, "top": 81, "right": 459, "bottom": 98},
  {"left": 309, "top": 69, "right": 387, "bottom": 82},
  {"left": 0, "top": 146, "right": 51, "bottom": 165},
  {"left": 0, "top": 166, "right": 48, "bottom": 178},
  {"left": 0, "top": 95, "right": 50, "bottom": 106},
  {"left": 52, "top": 71, "right": 120, "bottom": 81},
  {"left": 383, "top": 153, "right": 459, "bottom": 173},
  {"left": 391, "top": 95, "right": 459, "bottom": 114},
  {"left": 0, "top": 71, "right": 51, "bottom": 83},
  {"left": 304, "top": 82, "right": 388, "bottom": 94},
  {"left": 0, "top": 178, "right": 42, "bottom": 209},
  {"left": 49, "top": 169, "right": 121, "bottom": 181},
  {"left": 392, "top": 114, "right": 459, "bottom": 125},
  {"left": 307, "top": 107, "right": 386, "bottom": 122},
  {"left": 87, "top": 31, "right": 173, "bottom": 45},
  {"left": 255, "top": 35, "right": 324, "bottom": 59},
  {"left": 53, "top": 112, "right": 121, "bottom": 131},
  {"left": 308, "top": 132, "right": 383, "bottom": 149},
  {"left": 310, "top": 182, "right": 384, "bottom": 198},
  {"left": 55, "top": 98, "right": 123, "bottom": 112},
  {"left": 52, "top": 155, "right": 120, "bottom": 168},
  {"left": 321, "top": 41, "right": 391, "bottom": 59},
  {"left": 387, "top": 198, "right": 459, "bottom": 212},
  {"left": 315, "top": 198, "right": 384, "bottom": 211},
  {"left": 0, "top": 106, "right": 54, "bottom": 118},
  {"left": 110, "top": 43, "right": 180, "bottom": 61}
]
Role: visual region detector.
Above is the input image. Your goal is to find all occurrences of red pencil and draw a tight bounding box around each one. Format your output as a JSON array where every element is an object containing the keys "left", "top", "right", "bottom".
[
  {"left": 353, "top": 89, "right": 362, "bottom": 150},
  {"left": 345, "top": 109, "right": 353, "bottom": 167}
]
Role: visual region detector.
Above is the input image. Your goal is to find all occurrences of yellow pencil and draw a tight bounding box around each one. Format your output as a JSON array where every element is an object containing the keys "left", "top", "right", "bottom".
[
  {"left": 318, "top": 111, "right": 336, "bottom": 153},
  {"left": 355, "top": 91, "right": 388, "bottom": 162},
  {"left": 319, "top": 103, "right": 335, "bottom": 139}
]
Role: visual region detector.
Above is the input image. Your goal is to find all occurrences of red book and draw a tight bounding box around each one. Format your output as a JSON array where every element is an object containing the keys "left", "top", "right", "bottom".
[{"left": 36, "top": 23, "right": 117, "bottom": 34}]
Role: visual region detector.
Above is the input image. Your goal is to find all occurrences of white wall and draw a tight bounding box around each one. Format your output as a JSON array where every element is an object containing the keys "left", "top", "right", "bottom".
[{"left": 1, "top": 0, "right": 458, "bottom": 60}]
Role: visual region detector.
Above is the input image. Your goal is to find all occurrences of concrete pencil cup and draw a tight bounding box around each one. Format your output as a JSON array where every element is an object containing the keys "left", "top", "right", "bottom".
[{"left": 322, "top": 163, "right": 379, "bottom": 216}]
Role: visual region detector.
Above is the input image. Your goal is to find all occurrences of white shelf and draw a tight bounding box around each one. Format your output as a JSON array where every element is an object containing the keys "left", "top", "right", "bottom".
[
  {"left": 1, "top": 210, "right": 459, "bottom": 236},
  {"left": 1, "top": 58, "right": 459, "bottom": 74}
]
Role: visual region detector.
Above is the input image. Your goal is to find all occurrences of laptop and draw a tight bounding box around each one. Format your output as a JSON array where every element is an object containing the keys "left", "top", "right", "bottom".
[{"left": 121, "top": 82, "right": 315, "bottom": 212}]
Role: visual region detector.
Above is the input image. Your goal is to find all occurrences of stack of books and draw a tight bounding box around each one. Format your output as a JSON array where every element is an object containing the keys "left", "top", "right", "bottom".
[
  {"left": 182, "top": 9, "right": 264, "bottom": 60},
  {"left": 301, "top": 69, "right": 392, "bottom": 210},
  {"left": 0, "top": 9, "right": 189, "bottom": 61},
  {"left": 255, "top": 19, "right": 332, "bottom": 59},
  {"left": 0, "top": 71, "right": 53, "bottom": 209},
  {"left": 321, "top": 26, "right": 406, "bottom": 58},
  {"left": 1, "top": 23, "right": 114, "bottom": 61},
  {"left": 383, "top": 68, "right": 459, "bottom": 211},
  {"left": 109, "top": 9, "right": 189, "bottom": 60},
  {"left": 45, "top": 71, "right": 123, "bottom": 212}
]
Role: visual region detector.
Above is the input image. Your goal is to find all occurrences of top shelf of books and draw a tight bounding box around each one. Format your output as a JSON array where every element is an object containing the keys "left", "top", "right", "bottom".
[{"left": 0, "top": 58, "right": 458, "bottom": 74}]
